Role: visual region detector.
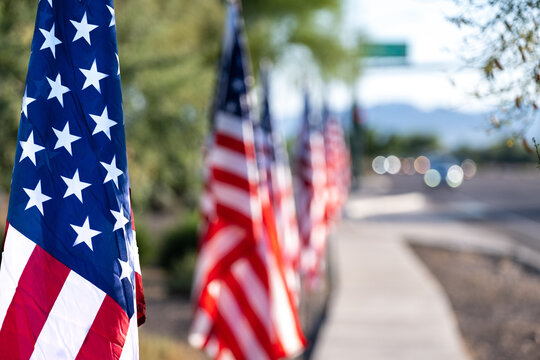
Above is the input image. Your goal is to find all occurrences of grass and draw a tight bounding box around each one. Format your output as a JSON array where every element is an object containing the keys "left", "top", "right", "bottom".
[{"left": 139, "top": 331, "right": 206, "bottom": 360}]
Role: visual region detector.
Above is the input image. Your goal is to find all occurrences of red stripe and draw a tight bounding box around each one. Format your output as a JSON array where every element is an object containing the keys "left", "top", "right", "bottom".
[
  {"left": 212, "top": 168, "right": 251, "bottom": 191},
  {"left": 224, "top": 274, "right": 279, "bottom": 358},
  {"left": 135, "top": 272, "right": 146, "bottom": 326},
  {"left": 0, "top": 244, "right": 70, "bottom": 360},
  {"left": 213, "top": 311, "right": 245, "bottom": 360},
  {"left": 215, "top": 133, "right": 255, "bottom": 158},
  {"left": 76, "top": 295, "right": 130, "bottom": 360}
]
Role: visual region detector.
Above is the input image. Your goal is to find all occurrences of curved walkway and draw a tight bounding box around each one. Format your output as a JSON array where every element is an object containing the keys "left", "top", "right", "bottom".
[{"left": 312, "top": 218, "right": 470, "bottom": 360}]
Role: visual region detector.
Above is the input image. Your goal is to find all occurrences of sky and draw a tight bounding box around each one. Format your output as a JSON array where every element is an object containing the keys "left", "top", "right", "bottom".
[
  {"left": 271, "top": 0, "right": 494, "bottom": 129},
  {"left": 346, "top": 0, "right": 492, "bottom": 113}
]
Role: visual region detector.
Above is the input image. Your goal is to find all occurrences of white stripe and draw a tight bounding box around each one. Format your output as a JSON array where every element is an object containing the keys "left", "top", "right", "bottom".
[
  {"left": 192, "top": 225, "right": 244, "bottom": 296},
  {"left": 0, "top": 225, "right": 37, "bottom": 329},
  {"left": 231, "top": 259, "right": 271, "bottom": 331},
  {"left": 218, "top": 284, "right": 269, "bottom": 360},
  {"left": 215, "top": 111, "right": 254, "bottom": 145},
  {"left": 218, "top": 349, "right": 235, "bottom": 360},
  {"left": 30, "top": 271, "right": 105, "bottom": 360},
  {"left": 269, "top": 256, "right": 304, "bottom": 356},
  {"left": 205, "top": 335, "right": 220, "bottom": 358},
  {"left": 132, "top": 231, "right": 142, "bottom": 274},
  {"left": 189, "top": 308, "right": 213, "bottom": 349},
  {"left": 213, "top": 183, "right": 254, "bottom": 219},
  {"left": 120, "top": 281, "right": 139, "bottom": 360},
  {"left": 119, "top": 314, "right": 139, "bottom": 360},
  {"left": 200, "top": 192, "right": 215, "bottom": 217},
  {"left": 209, "top": 147, "right": 250, "bottom": 180}
]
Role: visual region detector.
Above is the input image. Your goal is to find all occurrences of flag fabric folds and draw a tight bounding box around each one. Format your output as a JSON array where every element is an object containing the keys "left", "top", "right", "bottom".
[
  {"left": 323, "top": 108, "right": 351, "bottom": 228},
  {"left": 295, "top": 95, "right": 329, "bottom": 288},
  {"left": 259, "top": 71, "right": 302, "bottom": 304},
  {"left": 189, "top": 3, "right": 305, "bottom": 359},
  {"left": 0, "top": 1, "right": 145, "bottom": 359}
]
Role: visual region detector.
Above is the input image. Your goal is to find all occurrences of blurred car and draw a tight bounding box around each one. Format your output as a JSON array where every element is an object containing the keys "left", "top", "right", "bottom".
[{"left": 424, "top": 155, "right": 464, "bottom": 188}]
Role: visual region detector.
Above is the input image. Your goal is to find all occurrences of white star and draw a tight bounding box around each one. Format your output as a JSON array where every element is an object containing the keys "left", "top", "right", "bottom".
[
  {"left": 53, "top": 122, "right": 80, "bottom": 155},
  {"left": 89, "top": 106, "right": 117, "bottom": 139},
  {"left": 116, "top": 53, "right": 120, "bottom": 75},
  {"left": 80, "top": 59, "right": 108, "bottom": 93},
  {"left": 118, "top": 258, "right": 133, "bottom": 282},
  {"left": 71, "top": 217, "right": 101, "bottom": 251},
  {"left": 40, "top": 0, "right": 53, "bottom": 7},
  {"left": 71, "top": 12, "right": 98, "bottom": 45},
  {"left": 39, "top": 23, "right": 62, "bottom": 58},
  {"left": 111, "top": 207, "right": 130, "bottom": 232},
  {"left": 23, "top": 180, "right": 51, "bottom": 216},
  {"left": 20, "top": 131, "right": 45, "bottom": 165},
  {"left": 46, "top": 74, "right": 70, "bottom": 107},
  {"left": 101, "top": 155, "right": 123, "bottom": 188},
  {"left": 107, "top": 5, "right": 116, "bottom": 27},
  {"left": 61, "top": 169, "right": 91, "bottom": 203},
  {"left": 21, "top": 87, "right": 36, "bottom": 118}
]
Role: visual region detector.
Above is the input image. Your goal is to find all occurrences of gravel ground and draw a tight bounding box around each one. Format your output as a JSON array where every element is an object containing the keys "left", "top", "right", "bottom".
[{"left": 412, "top": 245, "right": 540, "bottom": 360}]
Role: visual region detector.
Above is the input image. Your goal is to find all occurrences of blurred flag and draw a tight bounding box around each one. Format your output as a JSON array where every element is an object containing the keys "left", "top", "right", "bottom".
[
  {"left": 295, "top": 95, "right": 329, "bottom": 288},
  {"left": 259, "top": 70, "right": 302, "bottom": 304},
  {"left": 323, "top": 106, "right": 351, "bottom": 227},
  {"left": 189, "top": 2, "right": 305, "bottom": 359},
  {"left": 0, "top": 1, "right": 145, "bottom": 359}
]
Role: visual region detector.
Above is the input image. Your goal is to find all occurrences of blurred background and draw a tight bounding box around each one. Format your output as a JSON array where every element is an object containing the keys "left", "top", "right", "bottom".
[{"left": 1, "top": 0, "right": 540, "bottom": 359}]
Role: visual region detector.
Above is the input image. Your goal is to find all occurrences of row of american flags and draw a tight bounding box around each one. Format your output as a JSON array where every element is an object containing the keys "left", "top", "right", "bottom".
[{"left": 0, "top": 0, "right": 350, "bottom": 359}]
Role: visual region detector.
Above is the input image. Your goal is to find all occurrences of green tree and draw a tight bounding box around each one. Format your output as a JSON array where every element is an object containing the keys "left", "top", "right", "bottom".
[
  {"left": 0, "top": 1, "right": 362, "bottom": 213},
  {"left": 243, "top": 0, "right": 362, "bottom": 82},
  {"left": 449, "top": 0, "right": 540, "bottom": 141},
  {"left": 0, "top": 0, "right": 36, "bottom": 192}
]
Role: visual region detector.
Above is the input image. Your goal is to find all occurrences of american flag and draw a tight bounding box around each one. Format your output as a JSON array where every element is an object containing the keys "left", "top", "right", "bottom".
[
  {"left": 189, "top": 3, "right": 305, "bottom": 359},
  {"left": 259, "top": 71, "right": 302, "bottom": 304},
  {"left": 323, "top": 107, "right": 351, "bottom": 228},
  {"left": 295, "top": 94, "right": 329, "bottom": 288},
  {"left": 0, "top": 1, "right": 145, "bottom": 359}
]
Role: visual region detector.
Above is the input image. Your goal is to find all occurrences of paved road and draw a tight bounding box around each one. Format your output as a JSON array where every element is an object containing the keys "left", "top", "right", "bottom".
[{"left": 358, "top": 167, "right": 540, "bottom": 252}]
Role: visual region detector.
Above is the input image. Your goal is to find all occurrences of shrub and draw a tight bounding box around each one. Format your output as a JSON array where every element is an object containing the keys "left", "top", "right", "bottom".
[
  {"left": 159, "top": 212, "right": 199, "bottom": 270},
  {"left": 166, "top": 250, "right": 197, "bottom": 296}
]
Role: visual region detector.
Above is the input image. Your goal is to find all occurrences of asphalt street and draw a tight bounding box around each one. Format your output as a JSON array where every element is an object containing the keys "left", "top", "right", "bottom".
[{"left": 356, "top": 166, "right": 540, "bottom": 253}]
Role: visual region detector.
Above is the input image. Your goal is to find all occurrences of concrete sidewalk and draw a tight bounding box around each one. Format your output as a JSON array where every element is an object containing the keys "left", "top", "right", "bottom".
[{"left": 312, "top": 219, "right": 471, "bottom": 360}]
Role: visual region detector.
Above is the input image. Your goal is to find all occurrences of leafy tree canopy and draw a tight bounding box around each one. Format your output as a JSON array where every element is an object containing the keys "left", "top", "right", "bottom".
[
  {"left": 449, "top": 0, "right": 540, "bottom": 141},
  {"left": 0, "top": 0, "right": 361, "bottom": 212}
]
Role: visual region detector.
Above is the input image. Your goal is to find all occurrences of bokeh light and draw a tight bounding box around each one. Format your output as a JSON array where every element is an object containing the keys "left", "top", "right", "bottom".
[
  {"left": 461, "top": 159, "right": 477, "bottom": 180},
  {"left": 414, "top": 156, "right": 430, "bottom": 174},
  {"left": 446, "top": 165, "right": 464, "bottom": 188},
  {"left": 372, "top": 156, "right": 387, "bottom": 174},
  {"left": 424, "top": 169, "right": 441, "bottom": 187},
  {"left": 384, "top": 155, "right": 401, "bottom": 175},
  {"left": 400, "top": 157, "right": 416, "bottom": 175}
]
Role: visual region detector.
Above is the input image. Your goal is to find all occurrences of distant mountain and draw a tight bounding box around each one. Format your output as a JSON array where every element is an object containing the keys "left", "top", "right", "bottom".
[
  {"left": 277, "top": 103, "right": 509, "bottom": 150},
  {"left": 363, "top": 103, "right": 506, "bottom": 149}
]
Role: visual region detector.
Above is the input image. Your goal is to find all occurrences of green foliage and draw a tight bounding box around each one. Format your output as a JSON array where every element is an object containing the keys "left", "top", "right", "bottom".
[
  {"left": 0, "top": 0, "right": 36, "bottom": 192},
  {"left": 166, "top": 251, "right": 197, "bottom": 296},
  {"left": 453, "top": 139, "right": 535, "bottom": 164},
  {"left": 242, "top": 0, "right": 362, "bottom": 82},
  {"left": 0, "top": 1, "right": 362, "bottom": 214},
  {"left": 364, "top": 129, "right": 441, "bottom": 157},
  {"left": 159, "top": 212, "right": 199, "bottom": 270},
  {"left": 449, "top": 0, "right": 540, "bottom": 136},
  {"left": 116, "top": 0, "right": 224, "bottom": 210},
  {"left": 134, "top": 219, "right": 155, "bottom": 267},
  {"left": 158, "top": 212, "right": 199, "bottom": 295}
]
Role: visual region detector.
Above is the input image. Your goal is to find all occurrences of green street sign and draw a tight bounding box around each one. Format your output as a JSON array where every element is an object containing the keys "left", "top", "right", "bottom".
[{"left": 363, "top": 42, "right": 407, "bottom": 58}]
